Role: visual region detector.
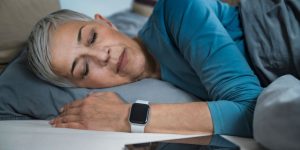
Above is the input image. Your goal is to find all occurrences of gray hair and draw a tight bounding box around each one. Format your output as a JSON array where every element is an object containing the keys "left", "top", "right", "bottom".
[{"left": 27, "top": 9, "right": 93, "bottom": 87}]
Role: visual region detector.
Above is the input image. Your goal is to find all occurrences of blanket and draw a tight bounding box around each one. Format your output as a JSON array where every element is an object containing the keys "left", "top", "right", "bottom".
[{"left": 240, "top": 0, "right": 300, "bottom": 87}]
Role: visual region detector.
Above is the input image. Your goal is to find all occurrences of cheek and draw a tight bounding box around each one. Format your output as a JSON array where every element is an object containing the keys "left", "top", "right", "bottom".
[
  {"left": 86, "top": 73, "right": 127, "bottom": 88},
  {"left": 88, "top": 66, "right": 133, "bottom": 87},
  {"left": 89, "top": 67, "right": 112, "bottom": 81},
  {"left": 88, "top": 66, "right": 119, "bottom": 82},
  {"left": 83, "top": 70, "right": 112, "bottom": 88}
]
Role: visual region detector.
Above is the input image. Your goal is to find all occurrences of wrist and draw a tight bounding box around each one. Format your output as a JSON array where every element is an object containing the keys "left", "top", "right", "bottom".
[
  {"left": 121, "top": 104, "right": 131, "bottom": 132},
  {"left": 128, "top": 100, "right": 150, "bottom": 133}
]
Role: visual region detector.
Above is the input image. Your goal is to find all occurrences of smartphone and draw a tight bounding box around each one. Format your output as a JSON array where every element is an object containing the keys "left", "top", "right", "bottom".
[{"left": 124, "top": 134, "right": 240, "bottom": 150}]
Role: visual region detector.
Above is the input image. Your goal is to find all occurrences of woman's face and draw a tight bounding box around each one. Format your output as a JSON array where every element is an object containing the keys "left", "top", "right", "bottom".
[{"left": 49, "top": 15, "right": 148, "bottom": 88}]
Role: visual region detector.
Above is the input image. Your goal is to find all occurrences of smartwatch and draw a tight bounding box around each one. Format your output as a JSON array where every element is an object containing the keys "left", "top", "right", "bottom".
[{"left": 128, "top": 100, "right": 150, "bottom": 133}]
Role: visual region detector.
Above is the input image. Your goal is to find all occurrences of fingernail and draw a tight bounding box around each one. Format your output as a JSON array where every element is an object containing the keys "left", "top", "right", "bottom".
[
  {"left": 59, "top": 107, "right": 64, "bottom": 113},
  {"left": 49, "top": 119, "right": 54, "bottom": 124}
]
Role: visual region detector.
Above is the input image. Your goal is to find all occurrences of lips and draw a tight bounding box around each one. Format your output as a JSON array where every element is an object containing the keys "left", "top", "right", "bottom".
[{"left": 116, "top": 48, "right": 127, "bottom": 73}]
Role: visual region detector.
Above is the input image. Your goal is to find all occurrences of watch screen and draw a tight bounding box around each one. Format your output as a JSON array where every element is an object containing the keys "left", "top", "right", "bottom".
[{"left": 129, "top": 103, "right": 150, "bottom": 124}]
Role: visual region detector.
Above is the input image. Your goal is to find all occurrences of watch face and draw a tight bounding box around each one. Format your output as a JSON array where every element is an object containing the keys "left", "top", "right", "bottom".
[{"left": 129, "top": 103, "right": 150, "bottom": 124}]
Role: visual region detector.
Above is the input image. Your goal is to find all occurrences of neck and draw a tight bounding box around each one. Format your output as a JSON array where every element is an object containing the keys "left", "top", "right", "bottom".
[{"left": 134, "top": 38, "right": 161, "bottom": 79}]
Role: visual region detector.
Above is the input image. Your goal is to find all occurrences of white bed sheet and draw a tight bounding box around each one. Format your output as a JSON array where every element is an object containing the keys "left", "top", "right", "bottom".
[
  {"left": 0, "top": 120, "right": 264, "bottom": 150},
  {"left": 0, "top": 120, "right": 200, "bottom": 150}
]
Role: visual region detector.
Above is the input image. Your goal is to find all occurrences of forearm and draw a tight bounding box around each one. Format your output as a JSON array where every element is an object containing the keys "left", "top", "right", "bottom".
[
  {"left": 52, "top": 92, "right": 214, "bottom": 134},
  {"left": 144, "top": 102, "right": 213, "bottom": 134}
]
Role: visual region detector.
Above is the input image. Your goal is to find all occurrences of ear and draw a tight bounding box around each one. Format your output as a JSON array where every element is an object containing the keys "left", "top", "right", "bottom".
[{"left": 94, "top": 13, "right": 118, "bottom": 30}]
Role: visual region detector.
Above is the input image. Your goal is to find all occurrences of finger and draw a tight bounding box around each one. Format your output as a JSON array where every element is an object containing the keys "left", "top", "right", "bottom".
[
  {"left": 54, "top": 122, "right": 85, "bottom": 130},
  {"left": 88, "top": 91, "right": 105, "bottom": 97},
  {"left": 69, "top": 100, "right": 83, "bottom": 108},
  {"left": 49, "top": 119, "right": 55, "bottom": 125},
  {"left": 54, "top": 115, "right": 81, "bottom": 124},
  {"left": 60, "top": 100, "right": 83, "bottom": 112},
  {"left": 60, "top": 108, "right": 81, "bottom": 116}
]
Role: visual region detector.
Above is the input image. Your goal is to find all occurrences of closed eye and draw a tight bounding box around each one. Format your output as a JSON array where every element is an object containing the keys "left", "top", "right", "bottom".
[
  {"left": 88, "top": 29, "right": 97, "bottom": 45},
  {"left": 81, "top": 58, "right": 89, "bottom": 79}
]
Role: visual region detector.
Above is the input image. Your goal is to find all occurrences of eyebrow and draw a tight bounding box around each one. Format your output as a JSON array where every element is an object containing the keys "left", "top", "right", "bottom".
[
  {"left": 77, "top": 25, "right": 85, "bottom": 43},
  {"left": 71, "top": 57, "right": 79, "bottom": 77}
]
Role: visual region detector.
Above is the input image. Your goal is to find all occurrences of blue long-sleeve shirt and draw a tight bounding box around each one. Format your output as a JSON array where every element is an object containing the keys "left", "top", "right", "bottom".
[{"left": 138, "top": 0, "right": 262, "bottom": 137}]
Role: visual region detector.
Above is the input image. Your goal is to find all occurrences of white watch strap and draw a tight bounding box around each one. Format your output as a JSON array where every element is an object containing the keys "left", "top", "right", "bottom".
[
  {"left": 136, "top": 100, "right": 149, "bottom": 104},
  {"left": 130, "top": 100, "right": 149, "bottom": 133},
  {"left": 131, "top": 124, "right": 146, "bottom": 133}
]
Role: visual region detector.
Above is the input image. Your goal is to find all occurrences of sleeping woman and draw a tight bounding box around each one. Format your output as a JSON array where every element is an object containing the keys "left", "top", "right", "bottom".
[{"left": 27, "top": 0, "right": 262, "bottom": 137}]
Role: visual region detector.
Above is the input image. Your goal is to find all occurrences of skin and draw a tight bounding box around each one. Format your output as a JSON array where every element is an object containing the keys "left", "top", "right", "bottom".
[
  {"left": 50, "top": 14, "right": 159, "bottom": 88},
  {"left": 50, "top": 14, "right": 213, "bottom": 134}
]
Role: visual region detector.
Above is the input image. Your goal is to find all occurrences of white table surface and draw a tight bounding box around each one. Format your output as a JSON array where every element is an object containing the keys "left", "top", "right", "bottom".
[{"left": 0, "top": 120, "right": 265, "bottom": 150}]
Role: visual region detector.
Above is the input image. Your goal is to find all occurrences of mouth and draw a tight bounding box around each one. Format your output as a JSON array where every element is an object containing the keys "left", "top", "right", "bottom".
[{"left": 116, "top": 48, "right": 127, "bottom": 74}]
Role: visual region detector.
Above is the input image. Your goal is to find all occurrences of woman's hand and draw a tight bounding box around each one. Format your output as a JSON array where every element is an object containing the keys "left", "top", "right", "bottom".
[
  {"left": 50, "top": 92, "right": 131, "bottom": 132},
  {"left": 50, "top": 92, "right": 213, "bottom": 134}
]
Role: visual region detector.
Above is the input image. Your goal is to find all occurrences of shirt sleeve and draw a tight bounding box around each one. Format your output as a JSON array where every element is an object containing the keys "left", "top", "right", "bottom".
[{"left": 163, "top": 0, "right": 262, "bottom": 137}]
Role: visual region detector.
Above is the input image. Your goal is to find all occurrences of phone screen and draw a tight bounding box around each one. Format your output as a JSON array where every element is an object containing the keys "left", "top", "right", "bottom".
[{"left": 125, "top": 134, "right": 240, "bottom": 150}]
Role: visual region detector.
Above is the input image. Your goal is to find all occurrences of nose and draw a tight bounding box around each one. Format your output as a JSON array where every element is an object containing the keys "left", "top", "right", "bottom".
[{"left": 87, "top": 47, "right": 110, "bottom": 66}]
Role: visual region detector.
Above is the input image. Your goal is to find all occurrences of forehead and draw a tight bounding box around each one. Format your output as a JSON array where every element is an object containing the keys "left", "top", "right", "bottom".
[
  {"left": 49, "top": 21, "right": 86, "bottom": 76},
  {"left": 50, "top": 20, "right": 86, "bottom": 46}
]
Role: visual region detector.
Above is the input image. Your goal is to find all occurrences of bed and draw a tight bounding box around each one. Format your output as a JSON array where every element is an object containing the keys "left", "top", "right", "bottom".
[
  {"left": 0, "top": 1, "right": 205, "bottom": 150},
  {"left": 0, "top": 0, "right": 298, "bottom": 150}
]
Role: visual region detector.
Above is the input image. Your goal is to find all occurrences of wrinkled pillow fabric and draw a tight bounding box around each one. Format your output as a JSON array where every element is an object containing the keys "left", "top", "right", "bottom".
[
  {"left": 108, "top": 10, "right": 148, "bottom": 38},
  {"left": 254, "top": 75, "right": 300, "bottom": 150}
]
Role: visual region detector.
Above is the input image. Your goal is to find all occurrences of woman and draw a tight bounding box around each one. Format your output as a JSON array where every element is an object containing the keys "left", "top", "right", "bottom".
[{"left": 27, "top": 0, "right": 262, "bottom": 137}]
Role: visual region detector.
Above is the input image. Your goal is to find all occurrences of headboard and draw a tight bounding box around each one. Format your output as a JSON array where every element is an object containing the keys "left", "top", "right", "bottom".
[{"left": 0, "top": 0, "right": 60, "bottom": 73}]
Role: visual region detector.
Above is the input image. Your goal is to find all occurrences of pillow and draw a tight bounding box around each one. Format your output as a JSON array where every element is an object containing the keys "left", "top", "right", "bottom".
[
  {"left": 132, "top": 0, "right": 157, "bottom": 17},
  {"left": 253, "top": 75, "right": 300, "bottom": 150},
  {"left": 0, "top": 49, "right": 197, "bottom": 120},
  {"left": 108, "top": 10, "right": 149, "bottom": 37}
]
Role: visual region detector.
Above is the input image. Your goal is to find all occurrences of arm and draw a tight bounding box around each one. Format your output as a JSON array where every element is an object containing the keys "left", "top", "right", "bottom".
[
  {"left": 163, "top": 0, "right": 262, "bottom": 136},
  {"left": 52, "top": 0, "right": 261, "bottom": 137},
  {"left": 146, "top": 102, "right": 212, "bottom": 134},
  {"left": 51, "top": 92, "right": 213, "bottom": 134}
]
